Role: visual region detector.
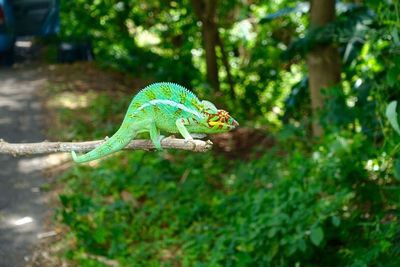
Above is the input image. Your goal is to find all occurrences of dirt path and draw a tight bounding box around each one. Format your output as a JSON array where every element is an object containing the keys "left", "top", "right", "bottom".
[{"left": 0, "top": 66, "right": 51, "bottom": 267}]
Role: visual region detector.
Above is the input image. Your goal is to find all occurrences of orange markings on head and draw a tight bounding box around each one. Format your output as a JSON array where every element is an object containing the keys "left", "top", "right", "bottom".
[
  {"left": 218, "top": 110, "right": 230, "bottom": 123},
  {"left": 206, "top": 110, "right": 231, "bottom": 128}
]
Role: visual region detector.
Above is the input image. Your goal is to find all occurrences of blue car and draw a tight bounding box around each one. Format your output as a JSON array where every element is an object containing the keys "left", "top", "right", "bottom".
[
  {"left": 0, "top": 0, "right": 59, "bottom": 66},
  {"left": 0, "top": 0, "right": 15, "bottom": 65}
]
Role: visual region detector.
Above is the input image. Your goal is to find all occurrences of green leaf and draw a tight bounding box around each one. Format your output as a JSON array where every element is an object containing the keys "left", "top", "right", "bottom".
[
  {"left": 93, "top": 227, "right": 107, "bottom": 244},
  {"left": 386, "top": 101, "right": 400, "bottom": 135},
  {"left": 386, "top": 68, "right": 398, "bottom": 87},
  {"left": 331, "top": 216, "right": 341, "bottom": 227},
  {"left": 394, "top": 158, "right": 400, "bottom": 181},
  {"left": 310, "top": 227, "right": 324, "bottom": 246}
]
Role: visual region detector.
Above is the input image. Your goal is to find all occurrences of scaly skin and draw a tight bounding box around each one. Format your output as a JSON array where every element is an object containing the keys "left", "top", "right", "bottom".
[{"left": 71, "top": 82, "right": 239, "bottom": 163}]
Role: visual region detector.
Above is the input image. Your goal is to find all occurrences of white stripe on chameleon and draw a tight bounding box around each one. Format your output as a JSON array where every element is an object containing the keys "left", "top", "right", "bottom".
[{"left": 136, "top": 99, "right": 202, "bottom": 118}]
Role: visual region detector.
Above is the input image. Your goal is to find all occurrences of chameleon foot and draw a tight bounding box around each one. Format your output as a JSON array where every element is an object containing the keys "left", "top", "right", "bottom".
[
  {"left": 158, "top": 135, "right": 166, "bottom": 150},
  {"left": 71, "top": 151, "right": 79, "bottom": 162}
]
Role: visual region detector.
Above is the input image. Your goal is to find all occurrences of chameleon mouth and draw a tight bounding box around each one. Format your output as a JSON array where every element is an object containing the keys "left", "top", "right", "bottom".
[
  {"left": 232, "top": 119, "right": 239, "bottom": 128},
  {"left": 209, "top": 120, "right": 239, "bottom": 130}
]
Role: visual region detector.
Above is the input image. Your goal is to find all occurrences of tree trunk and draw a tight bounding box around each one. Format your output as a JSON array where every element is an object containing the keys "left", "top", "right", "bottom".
[
  {"left": 217, "top": 34, "right": 235, "bottom": 99},
  {"left": 307, "top": 0, "right": 341, "bottom": 137},
  {"left": 190, "top": 0, "right": 220, "bottom": 91},
  {"left": 203, "top": 20, "right": 220, "bottom": 90}
]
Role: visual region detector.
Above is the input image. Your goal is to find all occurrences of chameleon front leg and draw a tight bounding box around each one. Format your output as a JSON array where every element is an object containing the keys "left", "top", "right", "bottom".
[{"left": 175, "top": 118, "right": 193, "bottom": 140}]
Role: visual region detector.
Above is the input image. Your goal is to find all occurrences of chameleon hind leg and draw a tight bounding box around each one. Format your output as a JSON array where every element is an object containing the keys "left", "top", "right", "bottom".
[
  {"left": 149, "top": 122, "right": 163, "bottom": 150},
  {"left": 72, "top": 119, "right": 153, "bottom": 163},
  {"left": 129, "top": 121, "right": 163, "bottom": 150}
]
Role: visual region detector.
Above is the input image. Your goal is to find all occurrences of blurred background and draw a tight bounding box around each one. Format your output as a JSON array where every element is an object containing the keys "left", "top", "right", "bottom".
[
  {"left": 0, "top": 0, "right": 59, "bottom": 65},
  {"left": 0, "top": 0, "right": 400, "bottom": 266}
]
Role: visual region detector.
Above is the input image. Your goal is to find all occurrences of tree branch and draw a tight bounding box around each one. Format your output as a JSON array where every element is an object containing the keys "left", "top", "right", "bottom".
[{"left": 0, "top": 138, "right": 213, "bottom": 156}]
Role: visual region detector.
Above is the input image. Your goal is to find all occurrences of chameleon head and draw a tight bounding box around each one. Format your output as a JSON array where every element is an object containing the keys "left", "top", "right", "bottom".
[
  {"left": 206, "top": 109, "right": 239, "bottom": 132},
  {"left": 199, "top": 100, "right": 239, "bottom": 133}
]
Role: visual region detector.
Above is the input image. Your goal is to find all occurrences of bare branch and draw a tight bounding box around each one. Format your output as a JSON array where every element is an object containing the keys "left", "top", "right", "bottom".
[{"left": 0, "top": 138, "right": 213, "bottom": 156}]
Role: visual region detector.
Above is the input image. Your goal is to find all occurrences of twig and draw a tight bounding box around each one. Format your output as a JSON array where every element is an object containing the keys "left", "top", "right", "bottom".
[
  {"left": 0, "top": 138, "right": 213, "bottom": 156},
  {"left": 83, "top": 254, "right": 119, "bottom": 267}
]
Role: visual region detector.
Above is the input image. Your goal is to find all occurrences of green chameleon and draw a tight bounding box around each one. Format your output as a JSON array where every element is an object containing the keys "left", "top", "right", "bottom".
[{"left": 71, "top": 82, "right": 239, "bottom": 163}]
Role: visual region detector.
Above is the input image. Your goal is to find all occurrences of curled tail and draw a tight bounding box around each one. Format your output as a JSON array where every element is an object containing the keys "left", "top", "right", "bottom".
[{"left": 71, "top": 120, "right": 136, "bottom": 164}]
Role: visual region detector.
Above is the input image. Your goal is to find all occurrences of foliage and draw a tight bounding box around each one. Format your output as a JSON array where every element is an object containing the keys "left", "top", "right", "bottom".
[
  {"left": 60, "top": 0, "right": 201, "bottom": 87},
  {"left": 50, "top": 0, "right": 400, "bottom": 266},
  {"left": 59, "top": 0, "right": 306, "bottom": 124},
  {"left": 57, "top": 126, "right": 400, "bottom": 266}
]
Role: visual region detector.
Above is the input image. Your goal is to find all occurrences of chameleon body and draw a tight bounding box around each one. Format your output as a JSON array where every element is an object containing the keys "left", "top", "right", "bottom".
[{"left": 71, "top": 82, "right": 238, "bottom": 163}]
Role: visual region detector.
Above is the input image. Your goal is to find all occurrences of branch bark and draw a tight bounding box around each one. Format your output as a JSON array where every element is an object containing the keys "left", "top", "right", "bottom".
[{"left": 0, "top": 138, "right": 213, "bottom": 156}]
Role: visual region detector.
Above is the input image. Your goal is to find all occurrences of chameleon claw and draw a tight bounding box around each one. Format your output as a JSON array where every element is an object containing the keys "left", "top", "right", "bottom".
[
  {"left": 156, "top": 135, "right": 165, "bottom": 150},
  {"left": 71, "top": 151, "right": 79, "bottom": 162}
]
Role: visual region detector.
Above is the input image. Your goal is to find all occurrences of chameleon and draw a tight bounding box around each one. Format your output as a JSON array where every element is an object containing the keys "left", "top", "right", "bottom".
[{"left": 71, "top": 82, "right": 239, "bottom": 163}]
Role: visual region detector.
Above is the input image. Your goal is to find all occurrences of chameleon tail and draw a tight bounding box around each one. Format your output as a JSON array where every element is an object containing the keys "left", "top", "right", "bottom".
[{"left": 71, "top": 120, "right": 136, "bottom": 164}]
